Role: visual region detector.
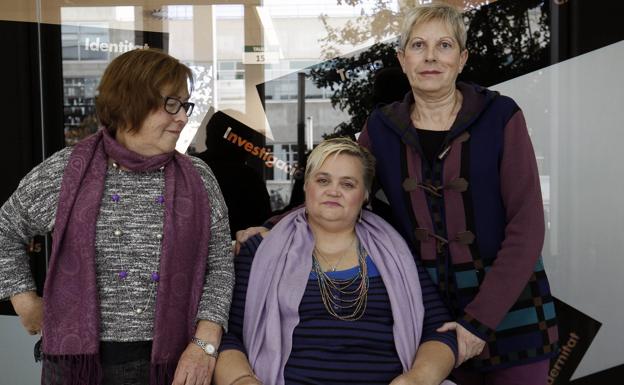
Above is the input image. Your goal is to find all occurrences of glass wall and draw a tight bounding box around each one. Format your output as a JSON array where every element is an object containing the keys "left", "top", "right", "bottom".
[{"left": 1, "top": 0, "right": 624, "bottom": 383}]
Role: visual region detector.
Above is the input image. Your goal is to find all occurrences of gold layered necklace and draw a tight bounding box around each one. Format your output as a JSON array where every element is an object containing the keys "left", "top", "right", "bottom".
[
  {"left": 313, "top": 236, "right": 356, "bottom": 272},
  {"left": 312, "top": 238, "right": 369, "bottom": 321}
]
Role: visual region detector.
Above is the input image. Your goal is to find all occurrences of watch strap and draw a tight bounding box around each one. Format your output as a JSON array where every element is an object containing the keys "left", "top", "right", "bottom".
[{"left": 191, "top": 336, "right": 219, "bottom": 358}]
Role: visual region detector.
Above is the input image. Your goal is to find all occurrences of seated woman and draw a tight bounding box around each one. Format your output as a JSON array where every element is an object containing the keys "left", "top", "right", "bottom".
[{"left": 214, "top": 138, "right": 457, "bottom": 385}]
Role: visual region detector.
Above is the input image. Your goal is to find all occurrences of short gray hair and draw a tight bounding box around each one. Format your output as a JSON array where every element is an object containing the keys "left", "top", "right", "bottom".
[
  {"left": 304, "top": 137, "right": 376, "bottom": 196},
  {"left": 398, "top": 3, "right": 467, "bottom": 52}
]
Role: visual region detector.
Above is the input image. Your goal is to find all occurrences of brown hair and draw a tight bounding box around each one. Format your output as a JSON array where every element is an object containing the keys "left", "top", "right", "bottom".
[{"left": 96, "top": 48, "right": 193, "bottom": 133}]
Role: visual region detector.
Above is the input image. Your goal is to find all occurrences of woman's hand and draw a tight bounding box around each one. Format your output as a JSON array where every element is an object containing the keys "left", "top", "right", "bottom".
[
  {"left": 228, "top": 374, "right": 263, "bottom": 385},
  {"left": 172, "top": 343, "right": 216, "bottom": 385},
  {"left": 389, "top": 372, "right": 433, "bottom": 385},
  {"left": 10, "top": 291, "right": 43, "bottom": 335},
  {"left": 391, "top": 374, "right": 456, "bottom": 385},
  {"left": 389, "top": 373, "right": 416, "bottom": 385},
  {"left": 234, "top": 227, "right": 269, "bottom": 254},
  {"left": 437, "top": 322, "right": 485, "bottom": 366},
  {"left": 390, "top": 340, "right": 455, "bottom": 385},
  {"left": 234, "top": 379, "right": 261, "bottom": 385}
]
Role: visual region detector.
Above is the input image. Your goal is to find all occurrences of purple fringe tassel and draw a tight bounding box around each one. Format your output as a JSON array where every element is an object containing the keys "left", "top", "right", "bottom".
[
  {"left": 41, "top": 354, "right": 102, "bottom": 385},
  {"left": 150, "top": 361, "right": 177, "bottom": 385},
  {"left": 41, "top": 355, "right": 177, "bottom": 385}
]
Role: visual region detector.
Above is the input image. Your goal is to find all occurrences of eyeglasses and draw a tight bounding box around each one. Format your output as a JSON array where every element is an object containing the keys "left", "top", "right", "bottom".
[{"left": 163, "top": 96, "right": 195, "bottom": 117}]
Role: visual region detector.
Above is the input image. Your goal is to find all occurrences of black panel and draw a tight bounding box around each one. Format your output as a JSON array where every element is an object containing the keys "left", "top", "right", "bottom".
[
  {"left": 551, "top": 0, "right": 624, "bottom": 63},
  {"left": 40, "top": 23, "right": 66, "bottom": 157},
  {"left": 0, "top": 20, "right": 43, "bottom": 202},
  {"left": 570, "top": 363, "right": 624, "bottom": 385},
  {"left": 549, "top": 298, "right": 602, "bottom": 385},
  {"left": 135, "top": 30, "right": 168, "bottom": 52},
  {"left": 462, "top": 0, "right": 624, "bottom": 87},
  {"left": 0, "top": 21, "right": 62, "bottom": 315}
]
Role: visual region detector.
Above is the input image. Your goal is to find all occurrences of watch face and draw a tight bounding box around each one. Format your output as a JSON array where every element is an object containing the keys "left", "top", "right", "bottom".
[{"left": 205, "top": 344, "right": 216, "bottom": 354}]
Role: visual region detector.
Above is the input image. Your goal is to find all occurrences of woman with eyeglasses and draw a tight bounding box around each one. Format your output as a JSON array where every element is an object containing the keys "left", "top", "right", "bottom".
[{"left": 0, "top": 49, "right": 233, "bottom": 385}]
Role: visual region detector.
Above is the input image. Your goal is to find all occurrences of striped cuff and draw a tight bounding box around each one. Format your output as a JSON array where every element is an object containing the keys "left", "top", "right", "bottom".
[
  {"left": 420, "top": 331, "right": 459, "bottom": 363},
  {"left": 458, "top": 312, "right": 495, "bottom": 341}
]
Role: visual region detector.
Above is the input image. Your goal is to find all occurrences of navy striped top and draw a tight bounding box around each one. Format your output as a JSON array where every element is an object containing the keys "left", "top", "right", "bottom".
[{"left": 221, "top": 235, "right": 458, "bottom": 384}]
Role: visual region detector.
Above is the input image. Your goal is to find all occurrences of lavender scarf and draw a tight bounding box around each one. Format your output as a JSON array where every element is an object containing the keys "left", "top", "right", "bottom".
[
  {"left": 41, "top": 128, "right": 211, "bottom": 385},
  {"left": 243, "top": 207, "right": 454, "bottom": 384}
]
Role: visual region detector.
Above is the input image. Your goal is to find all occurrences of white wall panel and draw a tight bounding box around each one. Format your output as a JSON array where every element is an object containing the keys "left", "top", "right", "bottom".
[{"left": 492, "top": 40, "right": 624, "bottom": 378}]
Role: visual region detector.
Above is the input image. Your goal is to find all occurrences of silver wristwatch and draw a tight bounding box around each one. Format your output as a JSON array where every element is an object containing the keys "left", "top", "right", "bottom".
[{"left": 191, "top": 337, "right": 219, "bottom": 358}]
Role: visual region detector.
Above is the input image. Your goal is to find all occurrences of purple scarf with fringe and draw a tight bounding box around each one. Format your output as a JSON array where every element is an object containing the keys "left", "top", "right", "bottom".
[
  {"left": 41, "top": 128, "right": 211, "bottom": 385},
  {"left": 243, "top": 207, "right": 455, "bottom": 385}
]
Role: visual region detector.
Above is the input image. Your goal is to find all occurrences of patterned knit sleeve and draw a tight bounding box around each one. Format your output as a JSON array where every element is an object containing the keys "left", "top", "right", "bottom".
[
  {"left": 459, "top": 108, "right": 545, "bottom": 337},
  {"left": 0, "top": 147, "right": 72, "bottom": 300},
  {"left": 190, "top": 157, "right": 235, "bottom": 331}
]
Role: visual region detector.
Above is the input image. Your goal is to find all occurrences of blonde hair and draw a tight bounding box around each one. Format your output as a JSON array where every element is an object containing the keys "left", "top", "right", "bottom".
[
  {"left": 304, "top": 137, "right": 376, "bottom": 196},
  {"left": 398, "top": 2, "right": 467, "bottom": 52}
]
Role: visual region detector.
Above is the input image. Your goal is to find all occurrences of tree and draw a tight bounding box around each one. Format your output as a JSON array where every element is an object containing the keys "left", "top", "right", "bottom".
[
  {"left": 319, "top": 0, "right": 402, "bottom": 60},
  {"left": 461, "top": 0, "right": 550, "bottom": 87},
  {"left": 309, "top": 42, "right": 400, "bottom": 138},
  {"left": 309, "top": 0, "right": 551, "bottom": 137}
]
